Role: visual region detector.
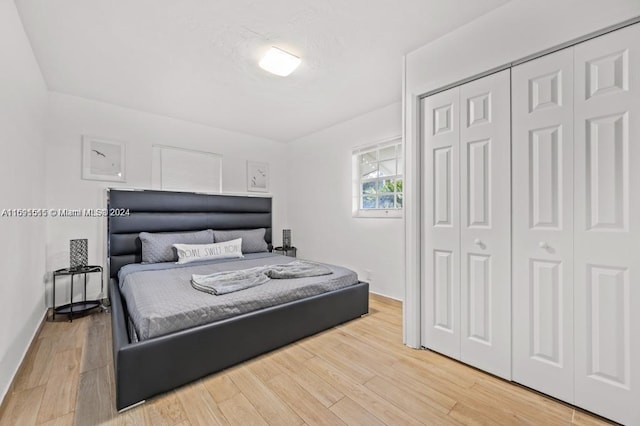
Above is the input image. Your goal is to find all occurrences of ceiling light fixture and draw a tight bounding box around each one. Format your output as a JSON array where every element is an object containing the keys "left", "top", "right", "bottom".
[{"left": 259, "top": 47, "right": 301, "bottom": 77}]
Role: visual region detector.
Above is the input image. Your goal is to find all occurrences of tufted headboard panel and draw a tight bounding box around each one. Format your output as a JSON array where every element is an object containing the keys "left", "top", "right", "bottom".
[{"left": 107, "top": 189, "right": 272, "bottom": 278}]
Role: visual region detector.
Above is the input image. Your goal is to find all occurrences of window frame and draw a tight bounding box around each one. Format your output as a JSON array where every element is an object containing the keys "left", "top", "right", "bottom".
[{"left": 352, "top": 136, "right": 403, "bottom": 218}]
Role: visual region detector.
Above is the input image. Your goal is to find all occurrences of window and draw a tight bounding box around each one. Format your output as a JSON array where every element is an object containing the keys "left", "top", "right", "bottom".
[
  {"left": 152, "top": 145, "right": 222, "bottom": 193},
  {"left": 352, "top": 137, "right": 403, "bottom": 218}
]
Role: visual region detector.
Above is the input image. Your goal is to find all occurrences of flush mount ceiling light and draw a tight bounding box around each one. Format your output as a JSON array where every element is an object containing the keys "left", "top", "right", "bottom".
[{"left": 259, "top": 47, "right": 301, "bottom": 77}]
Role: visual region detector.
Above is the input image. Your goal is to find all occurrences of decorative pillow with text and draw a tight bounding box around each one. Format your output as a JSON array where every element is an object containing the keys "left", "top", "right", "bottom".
[{"left": 173, "top": 238, "right": 244, "bottom": 265}]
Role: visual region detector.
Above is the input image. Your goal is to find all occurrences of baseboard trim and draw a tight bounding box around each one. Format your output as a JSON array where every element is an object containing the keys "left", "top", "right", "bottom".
[
  {"left": 369, "top": 291, "right": 403, "bottom": 307},
  {"left": 0, "top": 308, "right": 48, "bottom": 419}
]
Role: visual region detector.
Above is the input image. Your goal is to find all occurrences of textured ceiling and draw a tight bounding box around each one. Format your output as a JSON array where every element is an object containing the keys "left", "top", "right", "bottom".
[{"left": 16, "top": 0, "right": 510, "bottom": 142}]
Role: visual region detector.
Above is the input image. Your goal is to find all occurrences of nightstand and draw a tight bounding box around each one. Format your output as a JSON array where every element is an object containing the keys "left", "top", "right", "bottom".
[
  {"left": 52, "top": 265, "right": 103, "bottom": 321},
  {"left": 273, "top": 246, "right": 297, "bottom": 257}
]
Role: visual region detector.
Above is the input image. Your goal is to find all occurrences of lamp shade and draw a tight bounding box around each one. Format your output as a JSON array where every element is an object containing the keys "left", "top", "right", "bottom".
[
  {"left": 70, "top": 239, "right": 88, "bottom": 270},
  {"left": 283, "top": 229, "right": 292, "bottom": 249}
]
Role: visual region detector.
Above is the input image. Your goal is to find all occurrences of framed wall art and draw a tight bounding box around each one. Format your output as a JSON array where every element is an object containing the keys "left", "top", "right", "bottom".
[
  {"left": 247, "top": 160, "right": 269, "bottom": 192},
  {"left": 82, "top": 136, "right": 126, "bottom": 182}
]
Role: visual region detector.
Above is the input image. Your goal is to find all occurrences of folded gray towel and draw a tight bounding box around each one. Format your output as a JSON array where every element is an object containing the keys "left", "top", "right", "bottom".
[
  {"left": 191, "top": 261, "right": 333, "bottom": 295},
  {"left": 191, "top": 269, "right": 270, "bottom": 295},
  {"left": 264, "top": 261, "right": 333, "bottom": 279}
]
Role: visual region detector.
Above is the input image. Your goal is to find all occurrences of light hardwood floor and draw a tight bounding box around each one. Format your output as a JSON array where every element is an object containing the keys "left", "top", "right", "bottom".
[{"left": 0, "top": 294, "right": 613, "bottom": 426}]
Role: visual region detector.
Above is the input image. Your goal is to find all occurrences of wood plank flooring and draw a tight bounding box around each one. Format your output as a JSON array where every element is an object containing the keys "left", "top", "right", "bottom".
[{"left": 0, "top": 294, "right": 614, "bottom": 426}]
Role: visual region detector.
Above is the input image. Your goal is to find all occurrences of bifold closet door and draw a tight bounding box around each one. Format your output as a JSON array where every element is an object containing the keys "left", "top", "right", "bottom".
[
  {"left": 422, "top": 87, "right": 461, "bottom": 360},
  {"left": 573, "top": 23, "right": 640, "bottom": 426},
  {"left": 512, "top": 48, "right": 575, "bottom": 402},
  {"left": 459, "top": 69, "right": 511, "bottom": 379},
  {"left": 422, "top": 71, "right": 511, "bottom": 377}
]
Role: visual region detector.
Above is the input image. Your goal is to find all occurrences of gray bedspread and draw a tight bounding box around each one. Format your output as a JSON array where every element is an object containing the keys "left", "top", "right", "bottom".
[{"left": 118, "top": 253, "right": 359, "bottom": 341}]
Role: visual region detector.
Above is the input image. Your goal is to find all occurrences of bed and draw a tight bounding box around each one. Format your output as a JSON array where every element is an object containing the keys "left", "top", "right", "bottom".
[{"left": 107, "top": 189, "right": 369, "bottom": 411}]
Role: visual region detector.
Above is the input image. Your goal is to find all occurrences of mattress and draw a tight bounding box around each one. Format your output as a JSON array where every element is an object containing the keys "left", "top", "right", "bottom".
[{"left": 118, "top": 253, "right": 359, "bottom": 340}]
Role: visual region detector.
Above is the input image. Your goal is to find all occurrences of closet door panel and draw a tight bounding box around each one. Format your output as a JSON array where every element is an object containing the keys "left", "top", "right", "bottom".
[
  {"left": 574, "top": 23, "right": 640, "bottom": 426},
  {"left": 460, "top": 69, "right": 511, "bottom": 379},
  {"left": 421, "top": 87, "right": 461, "bottom": 359},
  {"left": 512, "top": 48, "right": 574, "bottom": 402}
]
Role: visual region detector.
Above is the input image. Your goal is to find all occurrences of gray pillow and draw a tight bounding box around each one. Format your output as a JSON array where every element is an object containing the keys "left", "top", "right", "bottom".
[
  {"left": 139, "top": 229, "right": 214, "bottom": 263},
  {"left": 213, "top": 228, "right": 268, "bottom": 253}
]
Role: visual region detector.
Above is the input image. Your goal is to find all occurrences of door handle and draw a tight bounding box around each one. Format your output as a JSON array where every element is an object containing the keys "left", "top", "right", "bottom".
[{"left": 539, "top": 241, "right": 549, "bottom": 250}]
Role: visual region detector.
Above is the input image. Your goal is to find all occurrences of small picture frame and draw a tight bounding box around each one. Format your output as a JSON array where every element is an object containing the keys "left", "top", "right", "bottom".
[
  {"left": 82, "top": 136, "right": 126, "bottom": 182},
  {"left": 247, "top": 160, "right": 269, "bottom": 192}
]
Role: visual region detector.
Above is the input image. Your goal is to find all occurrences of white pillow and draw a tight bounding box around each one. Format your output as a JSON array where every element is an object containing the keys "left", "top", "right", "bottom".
[{"left": 173, "top": 238, "right": 244, "bottom": 265}]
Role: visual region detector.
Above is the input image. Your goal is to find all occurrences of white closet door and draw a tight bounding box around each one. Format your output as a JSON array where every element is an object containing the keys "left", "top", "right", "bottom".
[
  {"left": 574, "top": 23, "right": 640, "bottom": 426},
  {"left": 512, "top": 49, "right": 575, "bottom": 401},
  {"left": 421, "top": 87, "right": 461, "bottom": 359},
  {"left": 459, "top": 70, "right": 511, "bottom": 379}
]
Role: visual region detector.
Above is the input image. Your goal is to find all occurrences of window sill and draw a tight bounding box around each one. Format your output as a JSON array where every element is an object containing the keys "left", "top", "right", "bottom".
[{"left": 353, "top": 209, "right": 403, "bottom": 219}]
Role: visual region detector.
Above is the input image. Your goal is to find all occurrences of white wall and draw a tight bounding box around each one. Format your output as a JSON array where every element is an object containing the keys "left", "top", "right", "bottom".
[
  {"left": 405, "top": 0, "right": 640, "bottom": 94},
  {"left": 0, "top": 0, "right": 48, "bottom": 405},
  {"left": 402, "top": 0, "right": 640, "bottom": 347},
  {"left": 287, "top": 102, "right": 403, "bottom": 300},
  {"left": 44, "top": 92, "right": 289, "bottom": 303}
]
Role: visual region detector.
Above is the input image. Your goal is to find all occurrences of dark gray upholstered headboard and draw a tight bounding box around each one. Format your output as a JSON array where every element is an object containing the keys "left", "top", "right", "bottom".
[{"left": 107, "top": 189, "right": 272, "bottom": 279}]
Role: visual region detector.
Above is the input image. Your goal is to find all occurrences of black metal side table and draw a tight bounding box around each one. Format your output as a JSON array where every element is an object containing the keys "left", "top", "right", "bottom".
[
  {"left": 52, "top": 265, "right": 103, "bottom": 321},
  {"left": 273, "top": 246, "right": 297, "bottom": 257}
]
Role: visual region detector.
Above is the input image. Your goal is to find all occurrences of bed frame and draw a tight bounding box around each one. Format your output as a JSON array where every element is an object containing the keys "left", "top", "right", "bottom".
[{"left": 107, "top": 189, "right": 369, "bottom": 411}]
